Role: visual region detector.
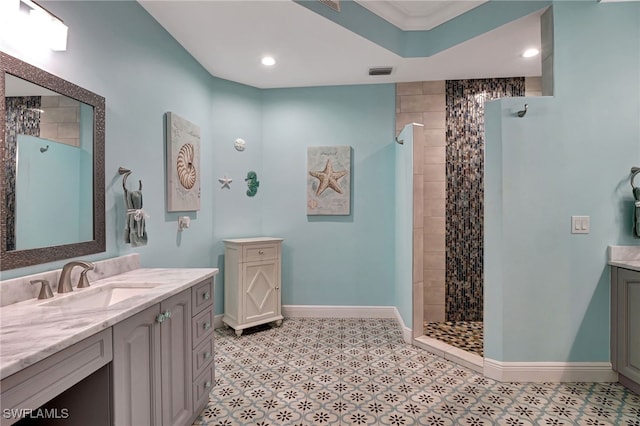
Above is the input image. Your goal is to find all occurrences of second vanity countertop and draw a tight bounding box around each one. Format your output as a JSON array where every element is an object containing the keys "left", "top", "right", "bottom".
[
  {"left": 608, "top": 245, "right": 640, "bottom": 273},
  {"left": 609, "top": 260, "right": 640, "bottom": 272},
  {"left": 0, "top": 267, "right": 218, "bottom": 380}
]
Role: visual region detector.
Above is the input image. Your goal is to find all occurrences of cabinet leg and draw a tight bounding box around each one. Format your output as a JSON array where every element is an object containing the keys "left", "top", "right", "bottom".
[
  {"left": 222, "top": 323, "right": 230, "bottom": 329},
  {"left": 235, "top": 329, "right": 243, "bottom": 337},
  {"left": 275, "top": 320, "right": 283, "bottom": 327}
]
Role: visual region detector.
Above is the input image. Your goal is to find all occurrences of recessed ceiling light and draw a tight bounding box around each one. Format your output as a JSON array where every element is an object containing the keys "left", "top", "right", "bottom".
[
  {"left": 261, "top": 56, "right": 276, "bottom": 66},
  {"left": 522, "top": 48, "right": 540, "bottom": 58}
]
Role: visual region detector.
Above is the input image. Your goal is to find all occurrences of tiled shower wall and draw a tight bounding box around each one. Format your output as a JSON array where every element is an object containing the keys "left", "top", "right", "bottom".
[
  {"left": 445, "top": 78, "right": 525, "bottom": 322},
  {"left": 397, "top": 77, "right": 540, "bottom": 324},
  {"left": 397, "top": 81, "right": 447, "bottom": 324}
]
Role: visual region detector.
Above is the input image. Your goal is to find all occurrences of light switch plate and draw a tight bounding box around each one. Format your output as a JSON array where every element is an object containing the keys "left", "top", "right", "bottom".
[{"left": 571, "top": 216, "right": 590, "bottom": 234}]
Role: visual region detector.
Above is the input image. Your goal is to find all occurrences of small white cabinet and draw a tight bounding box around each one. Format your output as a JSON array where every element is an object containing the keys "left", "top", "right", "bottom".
[{"left": 223, "top": 237, "right": 283, "bottom": 336}]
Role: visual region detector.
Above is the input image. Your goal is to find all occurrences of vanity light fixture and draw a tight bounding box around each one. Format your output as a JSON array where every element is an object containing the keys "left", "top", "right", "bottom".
[
  {"left": 522, "top": 48, "right": 540, "bottom": 58},
  {"left": 0, "top": 0, "right": 68, "bottom": 52},
  {"left": 261, "top": 56, "right": 276, "bottom": 66}
]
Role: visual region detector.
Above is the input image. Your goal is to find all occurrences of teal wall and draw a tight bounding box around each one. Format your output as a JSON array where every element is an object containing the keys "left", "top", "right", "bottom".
[
  {"left": 261, "top": 85, "right": 396, "bottom": 309},
  {"left": 484, "top": 2, "right": 640, "bottom": 362}
]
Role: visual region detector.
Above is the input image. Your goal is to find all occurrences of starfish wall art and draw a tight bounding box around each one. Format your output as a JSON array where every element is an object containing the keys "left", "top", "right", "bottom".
[{"left": 307, "top": 146, "right": 351, "bottom": 215}]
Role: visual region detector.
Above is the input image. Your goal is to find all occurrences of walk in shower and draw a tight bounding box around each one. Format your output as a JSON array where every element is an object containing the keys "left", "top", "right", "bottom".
[{"left": 397, "top": 77, "right": 531, "bottom": 357}]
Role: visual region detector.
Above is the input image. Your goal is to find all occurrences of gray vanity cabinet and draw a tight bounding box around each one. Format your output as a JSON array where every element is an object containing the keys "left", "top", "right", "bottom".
[
  {"left": 611, "top": 267, "right": 640, "bottom": 394},
  {"left": 112, "top": 289, "right": 192, "bottom": 426}
]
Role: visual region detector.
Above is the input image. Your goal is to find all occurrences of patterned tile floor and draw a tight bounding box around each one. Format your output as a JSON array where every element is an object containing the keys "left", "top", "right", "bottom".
[
  {"left": 194, "top": 318, "right": 640, "bottom": 425},
  {"left": 423, "top": 321, "right": 484, "bottom": 357}
]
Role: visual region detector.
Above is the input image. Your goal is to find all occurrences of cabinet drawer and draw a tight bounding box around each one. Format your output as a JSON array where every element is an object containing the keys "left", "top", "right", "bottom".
[
  {"left": 192, "top": 365, "right": 214, "bottom": 414},
  {"left": 192, "top": 278, "right": 213, "bottom": 316},
  {"left": 192, "top": 308, "right": 214, "bottom": 349},
  {"left": 192, "top": 338, "right": 214, "bottom": 381},
  {"left": 243, "top": 244, "right": 278, "bottom": 262}
]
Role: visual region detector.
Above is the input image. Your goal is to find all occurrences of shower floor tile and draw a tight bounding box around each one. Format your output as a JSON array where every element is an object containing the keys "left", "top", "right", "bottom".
[
  {"left": 423, "top": 321, "right": 484, "bottom": 356},
  {"left": 193, "top": 318, "right": 640, "bottom": 425}
]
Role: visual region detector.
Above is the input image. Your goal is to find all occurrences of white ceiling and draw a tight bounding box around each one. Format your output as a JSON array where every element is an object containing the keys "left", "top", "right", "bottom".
[{"left": 138, "top": 0, "right": 542, "bottom": 89}]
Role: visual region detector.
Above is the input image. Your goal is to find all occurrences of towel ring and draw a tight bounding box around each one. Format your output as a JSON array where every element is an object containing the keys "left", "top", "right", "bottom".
[
  {"left": 118, "top": 167, "right": 142, "bottom": 195},
  {"left": 631, "top": 167, "right": 640, "bottom": 190}
]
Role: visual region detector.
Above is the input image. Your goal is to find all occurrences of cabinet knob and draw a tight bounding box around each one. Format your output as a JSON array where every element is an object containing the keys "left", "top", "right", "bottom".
[
  {"left": 204, "top": 351, "right": 211, "bottom": 359},
  {"left": 258, "top": 250, "right": 264, "bottom": 255},
  {"left": 204, "top": 381, "right": 212, "bottom": 389},
  {"left": 203, "top": 322, "right": 211, "bottom": 330},
  {"left": 203, "top": 292, "right": 210, "bottom": 300},
  {"left": 164, "top": 310, "right": 171, "bottom": 319},
  {"left": 156, "top": 313, "right": 166, "bottom": 323}
]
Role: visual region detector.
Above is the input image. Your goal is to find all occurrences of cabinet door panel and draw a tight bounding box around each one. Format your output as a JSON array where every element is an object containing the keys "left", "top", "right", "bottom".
[
  {"left": 618, "top": 268, "right": 640, "bottom": 387},
  {"left": 242, "top": 261, "right": 278, "bottom": 323},
  {"left": 161, "top": 290, "right": 193, "bottom": 426},
  {"left": 113, "top": 305, "right": 161, "bottom": 426}
]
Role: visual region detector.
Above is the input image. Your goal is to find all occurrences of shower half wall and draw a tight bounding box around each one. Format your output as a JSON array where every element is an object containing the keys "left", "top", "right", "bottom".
[{"left": 397, "top": 77, "right": 539, "bottom": 327}]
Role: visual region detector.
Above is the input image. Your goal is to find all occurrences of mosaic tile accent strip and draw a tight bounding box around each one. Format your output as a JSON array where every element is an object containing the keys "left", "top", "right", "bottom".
[
  {"left": 194, "top": 318, "right": 640, "bottom": 425},
  {"left": 424, "top": 321, "right": 484, "bottom": 356},
  {"left": 445, "top": 78, "right": 524, "bottom": 322},
  {"left": 4, "top": 96, "right": 41, "bottom": 251}
]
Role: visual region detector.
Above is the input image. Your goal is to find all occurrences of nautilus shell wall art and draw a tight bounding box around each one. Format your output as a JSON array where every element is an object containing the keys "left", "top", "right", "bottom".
[
  {"left": 177, "top": 143, "right": 197, "bottom": 190},
  {"left": 166, "top": 112, "right": 201, "bottom": 212}
]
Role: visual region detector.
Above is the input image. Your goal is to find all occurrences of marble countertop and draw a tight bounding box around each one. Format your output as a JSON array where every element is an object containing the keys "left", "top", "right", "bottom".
[
  {"left": 609, "top": 260, "right": 640, "bottom": 272},
  {"left": 608, "top": 245, "right": 640, "bottom": 272},
  {"left": 0, "top": 267, "right": 218, "bottom": 380}
]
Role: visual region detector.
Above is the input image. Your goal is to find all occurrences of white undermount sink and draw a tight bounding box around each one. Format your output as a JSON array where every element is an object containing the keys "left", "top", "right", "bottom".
[{"left": 40, "top": 283, "right": 157, "bottom": 309}]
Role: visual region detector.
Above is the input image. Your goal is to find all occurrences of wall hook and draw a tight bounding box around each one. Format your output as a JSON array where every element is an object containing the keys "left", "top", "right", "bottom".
[
  {"left": 517, "top": 104, "right": 529, "bottom": 118},
  {"left": 118, "top": 166, "right": 142, "bottom": 196},
  {"left": 39, "top": 145, "right": 49, "bottom": 153}
]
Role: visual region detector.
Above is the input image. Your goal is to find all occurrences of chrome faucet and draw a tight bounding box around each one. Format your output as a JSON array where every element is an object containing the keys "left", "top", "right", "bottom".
[{"left": 57, "top": 261, "right": 95, "bottom": 293}]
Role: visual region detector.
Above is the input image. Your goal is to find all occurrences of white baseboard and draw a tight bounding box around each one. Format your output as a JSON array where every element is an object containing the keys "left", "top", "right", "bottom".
[
  {"left": 414, "top": 336, "right": 483, "bottom": 373},
  {"left": 282, "top": 305, "right": 413, "bottom": 344},
  {"left": 391, "top": 307, "right": 413, "bottom": 344},
  {"left": 484, "top": 358, "right": 618, "bottom": 383},
  {"left": 282, "top": 304, "right": 397, "bottom": 319}
]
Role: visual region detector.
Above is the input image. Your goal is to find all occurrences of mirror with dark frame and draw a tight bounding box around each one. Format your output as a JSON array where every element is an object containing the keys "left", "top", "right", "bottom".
[{"left": 1, "top": 51, "right": 105, "bottom": 270}]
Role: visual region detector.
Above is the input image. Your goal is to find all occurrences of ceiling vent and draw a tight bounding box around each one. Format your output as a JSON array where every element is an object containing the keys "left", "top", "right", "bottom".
[
  {"left": 319, "top": 0, "right": 340, "bottom": 12},
  {"left": 369, "top": 67, "right": 393, "bottom": 76}
]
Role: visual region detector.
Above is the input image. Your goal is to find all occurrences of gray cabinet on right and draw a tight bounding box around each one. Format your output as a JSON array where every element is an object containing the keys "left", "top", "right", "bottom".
[{"left": 611, "top": 266, "right": 640, "bottom": 394}]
